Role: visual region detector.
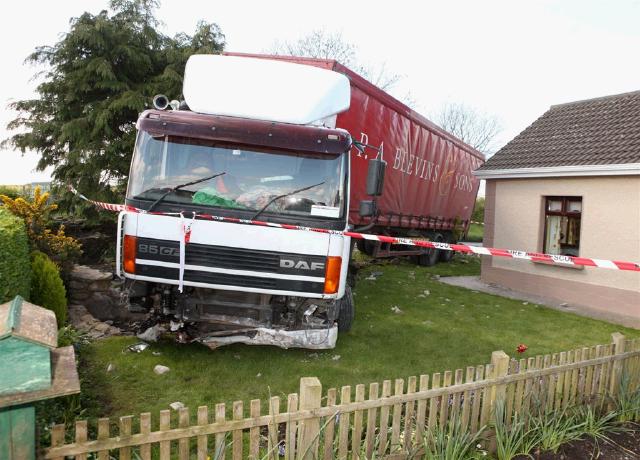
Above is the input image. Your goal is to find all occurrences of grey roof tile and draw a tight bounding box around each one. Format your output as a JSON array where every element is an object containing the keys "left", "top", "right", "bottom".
[{"left": 477, "top": 90, "right": 640, "bottom": 171}]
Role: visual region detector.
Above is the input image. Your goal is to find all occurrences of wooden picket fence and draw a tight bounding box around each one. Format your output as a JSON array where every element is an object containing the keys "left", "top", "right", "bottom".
[{"left": 44, "top": 333, "right": 640, "bottom": 459}]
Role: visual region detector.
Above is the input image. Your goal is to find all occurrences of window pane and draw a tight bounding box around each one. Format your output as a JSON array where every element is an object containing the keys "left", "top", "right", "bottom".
[
  {"left": 567, "top": 200, "right": 582, "bottom": 213},
  {"left": 545, "top": 215, "right": 562, "bottom": 255},
  {"left": 565, "top": 216, "right": 581, "bottom": 246},
  {"left": 547, "top": 199, "right": 562, "bottom": 212}
]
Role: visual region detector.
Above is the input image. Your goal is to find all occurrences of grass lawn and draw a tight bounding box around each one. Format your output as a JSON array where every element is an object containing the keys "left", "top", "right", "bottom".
[
  {"left": 79, "top": 254, "right": 639, "bottom": 419},
  {"left": 465, "top": 223, "right": 484, "bottom": 242}
]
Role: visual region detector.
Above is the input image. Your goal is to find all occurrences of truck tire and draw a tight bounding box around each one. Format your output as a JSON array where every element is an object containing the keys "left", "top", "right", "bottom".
[
  {"left": 439, "top": 233, "right": 455, "bottom": 263},
  {"left": 356, "top": 239, "right": 377, "bottom": 256},
  {"left": 336, "top": 285, "right": 355, "bottom": 332},
  {"left": 418, "top": 232, "right": 444, "bottom": 266}
]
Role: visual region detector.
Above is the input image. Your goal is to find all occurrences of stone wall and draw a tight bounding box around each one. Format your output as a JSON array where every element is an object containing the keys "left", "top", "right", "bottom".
[{"left": 68, "top": 265, "right": 143, "bottom": 322}]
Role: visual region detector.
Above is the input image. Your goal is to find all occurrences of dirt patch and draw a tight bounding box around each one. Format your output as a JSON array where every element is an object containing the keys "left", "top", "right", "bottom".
[{"left": 515, "top": 425, "right": 640, "bottom": 459}]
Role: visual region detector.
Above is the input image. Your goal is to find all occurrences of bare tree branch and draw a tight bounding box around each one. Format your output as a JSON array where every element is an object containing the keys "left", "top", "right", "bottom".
[
  {"left": 434, "top": 102, "right": 502, "bottom": 154},
  {"left": 269, "top": 29, "right": 405, "bottom": 94}
]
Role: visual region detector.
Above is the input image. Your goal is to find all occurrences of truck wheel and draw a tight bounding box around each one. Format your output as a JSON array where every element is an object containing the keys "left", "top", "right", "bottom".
[
  {"left": 336, "top": 285, "right": 355, "bottom": 332},
  {"left": 418, "top": 232, "right": 444, "bottom": 266},
  {"left": 356, "top": 239, "right": 377, "bottom": 256},
  {"left": 439, "top": 234, "right": 455, "bottom": 263}
]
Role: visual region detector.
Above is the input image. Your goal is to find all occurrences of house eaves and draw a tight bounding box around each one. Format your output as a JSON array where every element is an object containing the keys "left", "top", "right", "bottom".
[{"left": 473, "top": 163, "right": 640, "bottom": 180}]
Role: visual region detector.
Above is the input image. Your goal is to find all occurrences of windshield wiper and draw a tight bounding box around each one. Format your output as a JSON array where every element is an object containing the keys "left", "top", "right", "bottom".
[
  {"left": 147, "top": 171, "right": 226, "bottom": 212},
  {"left": 251, "top": 181, "right": 325, "bottom": 220}
]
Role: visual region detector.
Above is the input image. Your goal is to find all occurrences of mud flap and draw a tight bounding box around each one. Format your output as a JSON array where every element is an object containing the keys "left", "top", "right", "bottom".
[{"left": 199, "top": 326, "right": 338, "bottom": 350}]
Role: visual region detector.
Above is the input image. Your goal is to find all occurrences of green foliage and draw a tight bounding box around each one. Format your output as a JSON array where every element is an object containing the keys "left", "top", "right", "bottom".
[
  {"left": 613, "top": 372, "right": 640, "bottom": 423},
  {"left": 30, "top": 251, "right": 67, "bottom": 327},
  {"left": 528, "top": 406, "right": 584, "bottom": 454},
  {"left": 58, "top": 325, "right": 90, "bottom": 348},
  {"left": 465, "top": 223, "right": 484, "bottom": 243},
  {"left": 471, "top": 196, "right": 485, "bottom": 223},
  {"left": 493, "top": 401, "right": 539, "bottom": 460},
  {"left": 1, "top": 187, "right": 82, "bottom": 277},
  {"left": 421, "top": 416, "right": 485, "bottom": 460},
  {"left": 4, "top": 0, "right": 225, "bottom": 217},
  {"left": 0, "top": 208, "right": 31, "bottom": 302},
  {"left": 573, "top": 404, "right": 622, "bottom": 456}
]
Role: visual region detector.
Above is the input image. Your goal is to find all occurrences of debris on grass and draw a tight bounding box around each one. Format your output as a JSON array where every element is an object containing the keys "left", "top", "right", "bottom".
[
  {"left": 137, "top": 324, "right": 164, "bottom": 342},
  {"left": 256, "top": 372, "right": 262, "bottom": 378},
  {"left": 106, "top": 363, "right": 115, "bottom": 372},
  {"left": 125, "top": 342, "right": 149, "bottom": 353},
  {"left": 365, "top": 271, "right": 383, "bottom": 281},
  {"left": 154, "top": 364, "right": 170, "bottom": 375},
  {"left": 332, "top": 354, "right": 341, "bottom": 361},
  {"left": 391, "top": 306, "right": 404, "bottom": 314},
  {"left": 152, "top": 351, "right": 162, "bottom": 356},
  {"left": 169, "top": 401, "right": 185, "bottom": 410}
]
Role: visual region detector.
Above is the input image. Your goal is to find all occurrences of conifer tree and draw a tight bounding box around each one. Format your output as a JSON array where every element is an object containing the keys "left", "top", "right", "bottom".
[{"left": 5, "top": 0, "right": 225, "bottom": 216}]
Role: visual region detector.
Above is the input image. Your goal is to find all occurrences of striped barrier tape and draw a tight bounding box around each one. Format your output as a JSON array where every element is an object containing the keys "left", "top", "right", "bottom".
[{"left": 69, "top": 187, "right": 640, "bottom": 273}]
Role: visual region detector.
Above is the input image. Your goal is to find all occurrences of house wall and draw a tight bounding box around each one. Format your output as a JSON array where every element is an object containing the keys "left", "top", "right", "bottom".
[{"left": 482, "top": 176, "right": 640, "bottom": 320}]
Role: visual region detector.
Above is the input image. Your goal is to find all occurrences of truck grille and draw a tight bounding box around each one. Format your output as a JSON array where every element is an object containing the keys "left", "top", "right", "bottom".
[
  {"left": 134, "top": 237, "right": 326, "bottom": 293},
  {"left": 135, "top": 265, "right": 324, "bottom": 293}
]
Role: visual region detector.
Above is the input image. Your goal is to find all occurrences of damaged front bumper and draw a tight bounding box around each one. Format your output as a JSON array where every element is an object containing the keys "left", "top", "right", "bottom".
[{"left": 198, "top": 325, "right": 338, "bottom": 350}]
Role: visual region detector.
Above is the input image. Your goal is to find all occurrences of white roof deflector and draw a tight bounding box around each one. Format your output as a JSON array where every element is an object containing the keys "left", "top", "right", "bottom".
[{"left": 183, "top": 55, "right": 351, "bottom": 125}]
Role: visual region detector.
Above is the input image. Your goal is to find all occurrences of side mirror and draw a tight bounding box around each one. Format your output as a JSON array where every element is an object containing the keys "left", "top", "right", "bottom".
[
  {"left": 359, "top": 200, "right": 377, "bottom": 217},
  {"left": 366, "top": 158, "right": 386, "bottom": 196}
]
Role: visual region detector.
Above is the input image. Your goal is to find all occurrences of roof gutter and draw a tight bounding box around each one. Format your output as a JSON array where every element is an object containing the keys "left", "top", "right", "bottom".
[{"left": 473, "top": 163, "right": 640, "bottom": 179}]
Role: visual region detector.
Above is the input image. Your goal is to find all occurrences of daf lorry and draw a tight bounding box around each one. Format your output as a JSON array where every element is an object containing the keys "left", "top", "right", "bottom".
[{"left": 117, "top": 54, "right": 483, "bottom": 348}]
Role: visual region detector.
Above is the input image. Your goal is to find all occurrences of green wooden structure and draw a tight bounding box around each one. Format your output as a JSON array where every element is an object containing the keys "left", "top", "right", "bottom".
[{"left": 0, "top": 296, "right": 80, "bottom": 460}]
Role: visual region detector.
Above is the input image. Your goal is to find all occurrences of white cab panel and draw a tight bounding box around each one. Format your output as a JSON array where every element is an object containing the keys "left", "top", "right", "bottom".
[{"left": 130, "top": 213, "right": 331, "bottom": 256}]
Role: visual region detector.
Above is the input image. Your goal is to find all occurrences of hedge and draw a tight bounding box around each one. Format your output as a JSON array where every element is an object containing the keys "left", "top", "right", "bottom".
[
  {"left": 0, "top": 207, "right": 31, "bottom": 302},
  {"left": 30, "top": 251, "right": 67, "bottom": 327}
]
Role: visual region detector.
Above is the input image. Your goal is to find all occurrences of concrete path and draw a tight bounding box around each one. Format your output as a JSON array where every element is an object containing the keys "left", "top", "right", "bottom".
[{"left": 439, "top": 276, "right": 640, "bottom": 329}]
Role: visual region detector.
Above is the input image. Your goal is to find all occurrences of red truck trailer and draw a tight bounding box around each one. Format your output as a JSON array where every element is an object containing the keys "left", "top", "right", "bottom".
[{"left": 226, "top": 53, "right": 485, "bottom": 264}]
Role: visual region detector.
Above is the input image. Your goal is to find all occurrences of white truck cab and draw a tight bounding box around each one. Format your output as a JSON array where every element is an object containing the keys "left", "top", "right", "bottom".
[{"left": 117, "top": 56, "right": 360, "bottom": 348}]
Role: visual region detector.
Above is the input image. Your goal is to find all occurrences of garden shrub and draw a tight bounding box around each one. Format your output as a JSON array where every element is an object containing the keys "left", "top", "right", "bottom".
[
  {"left": 0, "top": 186, "right": 82, "bottom": 278},
  {"left": 0, "top": 207, "right": 31, "bottom": 302},
  {"left": 30, "top": 251, "right": 67, "bottom": 327}
]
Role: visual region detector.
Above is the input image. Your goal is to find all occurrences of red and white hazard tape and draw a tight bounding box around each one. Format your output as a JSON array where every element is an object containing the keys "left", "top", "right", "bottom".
[{"left": 69, "top": 188, "right": 640, "bottom": 273}]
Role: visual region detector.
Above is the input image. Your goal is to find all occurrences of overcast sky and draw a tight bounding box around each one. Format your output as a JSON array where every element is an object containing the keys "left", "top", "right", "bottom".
[{"left": 2, "top": 0, "right": 639, "bottom": 184}]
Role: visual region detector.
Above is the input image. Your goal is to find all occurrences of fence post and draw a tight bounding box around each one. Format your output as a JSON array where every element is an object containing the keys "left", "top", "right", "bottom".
[
  {"left": 298, "top": 377, "right": 322, "bottom": 459},
  {"left": 486, "top": 351, "right": 509, "bottom": 453},
  {"left": 609, "top": 333, "right": 625, "bottom": 402},
  {"left": 490, "top": 351, "right": 510, "bottom": 420}
]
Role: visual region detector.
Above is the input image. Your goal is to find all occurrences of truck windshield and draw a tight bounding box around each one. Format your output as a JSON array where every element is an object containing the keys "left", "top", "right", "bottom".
[{"left": 127, "top": 132, "right": 346, "bottom": 219}]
